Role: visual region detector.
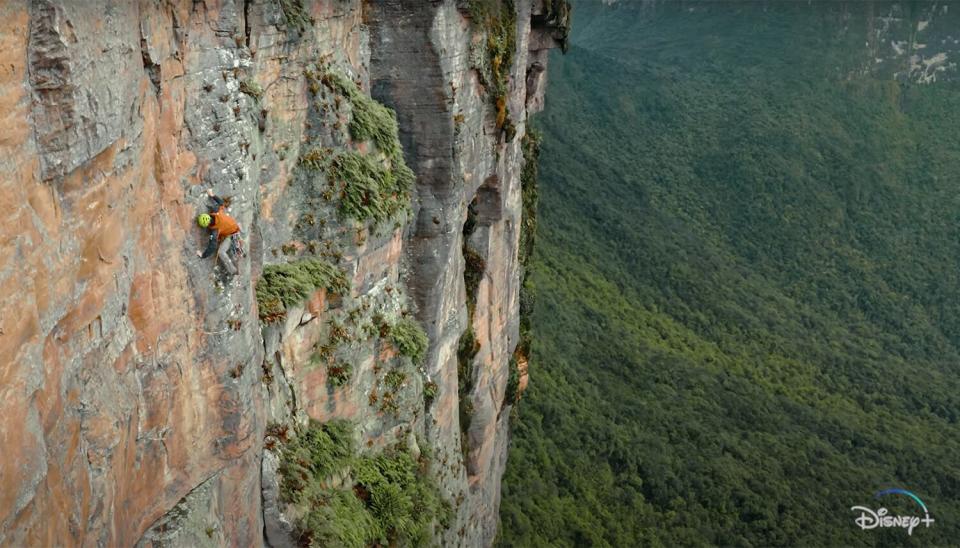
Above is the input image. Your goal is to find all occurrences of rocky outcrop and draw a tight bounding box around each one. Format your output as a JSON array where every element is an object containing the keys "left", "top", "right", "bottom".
[{"left": 0, "top": 0, "right": 563, "bottom": 545}]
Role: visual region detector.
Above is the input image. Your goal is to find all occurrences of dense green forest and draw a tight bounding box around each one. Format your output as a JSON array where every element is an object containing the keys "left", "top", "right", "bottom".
[{"left": 499, "top": 2, "right": 960, "bottom": 546}]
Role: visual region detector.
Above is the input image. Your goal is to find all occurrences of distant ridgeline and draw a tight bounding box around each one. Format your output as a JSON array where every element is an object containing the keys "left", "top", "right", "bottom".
[{"left": 499, "top": 1, "right": 960, "bottom": 546}]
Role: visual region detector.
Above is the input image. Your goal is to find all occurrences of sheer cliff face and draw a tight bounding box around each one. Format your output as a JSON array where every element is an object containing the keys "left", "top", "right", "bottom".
[{"left": 0, "top": 0, "right": 560, "bottom": 545}]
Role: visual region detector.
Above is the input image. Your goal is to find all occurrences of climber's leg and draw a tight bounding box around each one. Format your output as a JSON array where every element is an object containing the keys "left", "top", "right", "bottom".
[{"left": 218, "top": 235, "right": 238, "bottom": 275}]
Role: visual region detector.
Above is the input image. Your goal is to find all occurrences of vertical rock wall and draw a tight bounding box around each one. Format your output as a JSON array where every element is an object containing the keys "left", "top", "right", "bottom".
[{"left": 0, "top": 0, "right": 563, "bottom": 545}]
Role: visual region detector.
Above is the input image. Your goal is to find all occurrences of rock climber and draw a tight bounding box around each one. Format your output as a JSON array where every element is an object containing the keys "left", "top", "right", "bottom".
[{"left": 196, "top": 189, "right": 242, "bottom": 275}]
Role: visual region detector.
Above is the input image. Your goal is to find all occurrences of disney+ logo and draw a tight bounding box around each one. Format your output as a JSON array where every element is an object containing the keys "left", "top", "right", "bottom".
[{"left": 851, "top": 489, "right": 934, "bottom": 536}]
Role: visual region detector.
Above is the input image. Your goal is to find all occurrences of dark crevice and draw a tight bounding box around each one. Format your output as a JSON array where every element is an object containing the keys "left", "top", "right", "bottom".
[
  {"left": 243, "top": 0, "right": 253, "bottom": 48},
  {"left": 139, "top": 25, "right": 161, "bottom": 98},
  {"left": 457, "top": 191, "right": 488, "bottom": 474}
]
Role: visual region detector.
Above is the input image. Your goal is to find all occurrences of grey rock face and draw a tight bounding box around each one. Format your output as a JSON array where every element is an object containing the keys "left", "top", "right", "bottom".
[
  {"left": 260, "top": 450, "right": 295, "bottom": 548},
  {"left": 366, "top": 1, "right": 562, "bottom": 544},
  {"left": 135, "top": 475, "right": 225, "bottom": 548},
  {"left": 28, "top": 0, "right": 142, "bottom": 181}
]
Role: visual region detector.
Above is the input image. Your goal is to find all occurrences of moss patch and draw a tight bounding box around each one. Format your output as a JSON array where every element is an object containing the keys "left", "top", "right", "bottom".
[{"left": 256, "top": 258, "right": 349, "bottom": 322}]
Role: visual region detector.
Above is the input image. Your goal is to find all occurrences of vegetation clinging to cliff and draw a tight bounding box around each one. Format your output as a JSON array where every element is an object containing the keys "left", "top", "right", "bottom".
[
  {"left": 318, "top": 70, "right": 404, "bottom": 161},
  {"left": 456, "top": 324, "right": 480, "bottom": 460},
  {"left": 278, "top": 420, "right": 354, "bottom": 496},
  {"left": 328, "top": 151, "right": 414, "bottom": 225},
  {"left": 386, "top": 317, "right": 429, "bottom": 365},
  {"left": 503, "top": 355, "right": 521, "bottom": 406},
  {"left": 278, "top": 0, "right": 312, "bottom": 34},
  {"left": 468, "top": 0, "right": 518, "bottom": 139},
  {"left": 518, "top": 126, "right": 541, "bottom": 277},
  {"left": 302, "top": 67, "right": 416, "bottom": 227},
  {"left": 541, "top": 0, "right": 572, "bottom": 52},
  {"left": 277, "top": 420, "right": 451, "bottom": 547},
  {"left": 513, "top": 123, "right": 540, "bottom": 392},
  {"left": 256, "top": 258, "right": 349, "bottom": 322}
]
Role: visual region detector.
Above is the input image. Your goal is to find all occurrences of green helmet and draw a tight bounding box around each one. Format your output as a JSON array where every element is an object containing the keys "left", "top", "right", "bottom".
[{"left": 197, "top": 213, "right": 212, "bottom": 228}]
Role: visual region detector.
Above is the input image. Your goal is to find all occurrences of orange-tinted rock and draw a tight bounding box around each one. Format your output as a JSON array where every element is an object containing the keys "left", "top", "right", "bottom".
[{"left": 517, "top": 356, "right": 530, "bottom": 396}]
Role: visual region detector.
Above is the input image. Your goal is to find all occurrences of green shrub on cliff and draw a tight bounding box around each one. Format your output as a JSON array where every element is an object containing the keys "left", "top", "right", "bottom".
[
  {"left": 424, "top": 380, "right": 439, "bottom": 406},
  {"left": 384, "top": 369, "right": 407, "bottom": 391},
  {"left": 503, "top": 355, "right": 521, "bottom": 406},
  {"left": 316, "top": 70, "right": 403, "bottom": 159},
  {"left": 518, "top": 126, "right": 540, "bottom": 271},
  {"left": 467, "top": 0, "right": 518, "bottom": 135},
  {"left": 277, "top": 420, "right": 450, "bottom": 547},
  {"left": 328, "top": 151, "right": 414, "bottom": 225},
  {"left": 542, "top": 0, "right": 572, "bottom": 52},
  {"left": 296, "top": 490, "right": 378, "bottom": 548},
  {"left": 278, "top": 0, "right": 312, "bottom": 34},
  {"left": 456, "top": 325, "right": 480, "bottom": 460},
  {"left": 239, "top": 79, "right": 263, "bottom": 101},
  {"left": 303, "top": 68, "right": 416, "bottom": 226},
  {"left": 347, "top": 91, "right": 402, "bottom": 162},
  {"left": 327, "top": 362, "right": 353, "bottom": 388},
  {"left": 256, "top": 258, "right": 349, "bottom": 322},
  {"left": 387, "top": 317, "right": 429, "bottom": 365},
  {"left": 353, "top": 451, "right": 451, "bottom": 545},
  {"left": 463, "top": 246, "right": 486, "bottom": 299},
  {"left": 278, "top": 419, "right": 354, "bottom": 501}
]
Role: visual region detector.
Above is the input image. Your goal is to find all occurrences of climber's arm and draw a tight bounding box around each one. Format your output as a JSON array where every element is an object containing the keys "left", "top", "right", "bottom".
[{"left": 206, "top": 188, "right": 225, "bottom": 209}]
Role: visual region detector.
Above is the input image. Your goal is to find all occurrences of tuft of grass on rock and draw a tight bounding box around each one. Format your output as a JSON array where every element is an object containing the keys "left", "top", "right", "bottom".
[
  {"left": 328, "top": 151, "right": 414, "bottom": 225},
  {"left": 384, "top": 369, "right": 407, "bottom": 391},
  {"left": 424, "top": 380, "right": 439, "bottom": 407},
  {"left": 463, "top": 245, "right": 487, "bottom": 318},
  {"left": 239, "top": 79, "right": 263, "bottom": 101},
  {"left": 277, "top": 419, "right": 355, "bottom": 503},
  {"left": 387, "top": 317, "right": 429, "bottom": 365},
  {"left": 328, "top": 362, "right": 353, "bottom": 388},
  {"left": 457, "top": 325, "right": 480, "bottom": 461},
  {"left": 467, "top": 0, "right": 518, "bottom": 136},
  {"left": 256, "top": 258, "right": 349, "bottom": 322}
]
